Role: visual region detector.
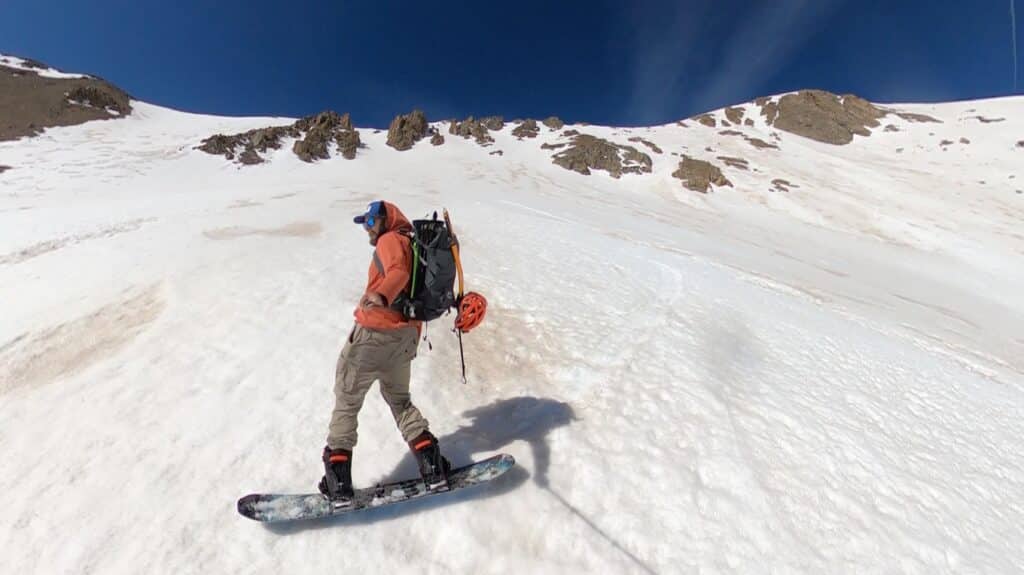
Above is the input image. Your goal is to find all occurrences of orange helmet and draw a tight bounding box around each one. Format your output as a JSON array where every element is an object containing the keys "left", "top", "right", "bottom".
[{"left": 454, "top": 292, "right": 487, "bottom": 332}]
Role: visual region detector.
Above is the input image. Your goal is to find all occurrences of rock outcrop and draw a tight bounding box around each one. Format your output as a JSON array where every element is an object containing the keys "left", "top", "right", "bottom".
[
  {"left": 1, "top": 57, "right": 132, "bottom": 141},
  {"left": 542, "top": 116, "right": 564, "bottom": 130},
  {"left": 198, "top": 110, "right": 360, "bottom": 164},
  {"left": 512, "top": 119, "right": 540, "bottom": 139},
  {"left": 672, "top": 156, "right": 732, "bottom": 192},
  {"left": 386, "top": 110, "right": 428, "bottom": 151},
  {"left": 449, "top": 117, "right": 495, "bottom": 146},
  {"left": 550, "top": 134, "right": 652, "bottom": 178}
]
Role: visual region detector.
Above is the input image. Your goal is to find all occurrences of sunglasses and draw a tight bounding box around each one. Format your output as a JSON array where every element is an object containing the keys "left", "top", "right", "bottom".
[{"left": 362, "top": 201, "right": 384, "bottom": 229}]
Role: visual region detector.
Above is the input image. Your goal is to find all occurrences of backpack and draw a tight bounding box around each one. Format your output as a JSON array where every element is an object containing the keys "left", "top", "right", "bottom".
[{"left": 395, "top": 214, "right": 457, "bottom": 321}]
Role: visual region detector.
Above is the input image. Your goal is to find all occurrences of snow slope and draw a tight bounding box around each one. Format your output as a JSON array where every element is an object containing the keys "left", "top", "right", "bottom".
[{"left": 2, "top": 87, "right": 1024, "bottom": 574}]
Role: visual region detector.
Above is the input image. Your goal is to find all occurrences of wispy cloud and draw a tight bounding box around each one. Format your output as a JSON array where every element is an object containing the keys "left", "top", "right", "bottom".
[
  {"left": 623, "top": 0, "right": 847, "bottom": 123},
  {"left": 689, "top": 0, "right": 847, "bottom": 114}
]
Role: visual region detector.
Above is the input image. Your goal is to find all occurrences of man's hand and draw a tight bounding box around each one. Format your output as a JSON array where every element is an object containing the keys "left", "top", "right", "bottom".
[{"left": 360, "top": 291, "right": 385, "bottom": 309}]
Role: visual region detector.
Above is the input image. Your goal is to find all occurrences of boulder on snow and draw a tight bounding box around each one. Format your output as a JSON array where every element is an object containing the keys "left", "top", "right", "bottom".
[
  {"left": 693, "top": 114, "right": 717, "bottom": 127},
  {"left": 768, "top": 90, "right": 886, "bottom": 145},
  {"left": 672, "top": 156, "right": 732, "bottom": 192},
  {"left": 0, "top": 164, "right": 11, "bottom": 173},
  {"left": 512, "top": 119, "right": 540, "bottom": 139},
  {"left": 0, "top": 57, "right": 132, "bottom": 141},
  {"left": 386, "top": 110, "right": 428, "bottom": 151},
  {"left": 771, "top": 178, "right": 798, "bottom": 192},
  {"left": 895, "top": 112, "right": 941, "bottom": 123},
  {"left": 724, "top": 107, "right": 745, "bottom": 124},
  {"left": 449, "top": 116, "right": 495, "bottom": 146},
  {"left": 430, "top": 132, "right": 445, "bottom": 146},
  {"left": 550, "top": 133, "right": 652, "bottom": 178},
  {"left": 542, "top": 116, "right": 564, "bottom": 130}
]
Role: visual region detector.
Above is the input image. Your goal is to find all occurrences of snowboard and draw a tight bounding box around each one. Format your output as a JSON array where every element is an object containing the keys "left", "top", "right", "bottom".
[{"left": 237, "top": 453, "right": 515, "bottom": 522}]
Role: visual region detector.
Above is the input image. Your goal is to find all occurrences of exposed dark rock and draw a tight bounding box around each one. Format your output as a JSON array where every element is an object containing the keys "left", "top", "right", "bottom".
[
  {"left": 489, "top": 150, "right": 503, "bottom": 156},
  {"left": 896, "top": 112, "right": 941, "bottom": 123},
  {"left": 721, "top": 120, "right": 731, "bottom": 127},
  {"left": 1016, "top": 140, "right": 1024, "bottom": 148},
  {"left": 884, "top": 124, "right": 899, "bottom": 132},
  {"left": 430, "top": 133, "right": 445, "bottom": 146},
  {"left": 0, "top": 59, "right": 132, "bottom": 141},
  {"left": 199, "top": 110, "right": 359, "bottom": 164},
  {"left": 449, "top": 116, "right": 495, "bottom": 146},
  {"left": 724, "top": 107, "right": 745, "bottom": 124},
  {"left": 672, "top": 156, "right": 732, "bottom": 192},
  {"left": 959, "top": 137, "right": 970, "bottom": 144},
  {"left": 771, "top": 178, "right": 798, "bottom": 192},
  {"left": 971, "top": 116, "right": 1005, "bottom": 123},
  {"left": 387, "top": 110, "right": 428, "bottom": 151},
  {"left": 541, "top": 142, "right": 568, "bottom": 150},
  {"left": 744, "top": 118, "right": 754, "bottom": 127},
  {"left": 896, "top": 148, "right": 904, "bottom": 153},
  {"left": 627, "top": 136, "right": 663, "bottom": 154},
  {"left": 719, "top": 130, "right": 744, "bottom": 137},
  {"left": 239, "top": 149, "right": 263, "bottom": 165},
  {"left": 939, "top": 139, "right": 954, "bottom": 147},
  {"left": 562, "top": 129, "right": 579, "bottom": 137},
  {"left": 512, "top": 119, "right": 540, "bottom": 139},
  {"left": 766, "top": 90, "right": 885, "bottom": 145},
  {"left": 717, "top": 156, "right": 749, "bottom": 170},
  {"left": 550, "top": 134, "right": 652, "bottom": 178},
  {"left": 759, "top": 100, "right": 779, "bottom": 125},
  {"left": 19, "top": 57, "right": 47, "bottom": 69},
  {"left": 747, "top": 137, "right": 779, "bottom": 150},
  {"left": 66, "top": 86, "right": 130, "bottom": 115},
  {"left": 694, "top": 114, "right": 717, "bottom": 127},
  {"left": 677, "top": 121, "right": 689, "bottom": 128},
  {"left": 336, "top": 129, "right": 361, "bottom": 159},
  {"left": 293, "top": 111, "right": 360, "bottom": 162},
  {"left": 543, "top": 117, "right": 565, "bottom": 130},
  {"left": 0, "top": 164, "right": 11, "bottom": 173},
  {"left": 481, "top": 116, "right": 504, "bottom": 131}
]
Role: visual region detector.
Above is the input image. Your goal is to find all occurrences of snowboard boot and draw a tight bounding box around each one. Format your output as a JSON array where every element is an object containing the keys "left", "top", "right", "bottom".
[
  {"left": 408, "top": 431, "right": 451, "bottom": 491},
  {"left": 318, "top": 446, "right": 354, "bottom": 505}
]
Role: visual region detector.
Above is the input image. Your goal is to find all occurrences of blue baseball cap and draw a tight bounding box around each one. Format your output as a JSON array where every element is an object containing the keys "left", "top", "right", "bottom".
[{"left": 353, "top": 201, "right": 385, "bottom": 227}]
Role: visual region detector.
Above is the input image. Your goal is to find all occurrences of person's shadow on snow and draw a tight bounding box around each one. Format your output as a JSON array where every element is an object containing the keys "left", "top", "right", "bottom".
[{"left": 263, "top": 396, "right": 575, "bottom": 533}]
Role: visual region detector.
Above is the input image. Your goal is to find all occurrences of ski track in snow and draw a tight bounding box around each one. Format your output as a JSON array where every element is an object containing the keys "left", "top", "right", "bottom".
[{"left": 1, "top": 95, "right": 1023, "bottom": 574}]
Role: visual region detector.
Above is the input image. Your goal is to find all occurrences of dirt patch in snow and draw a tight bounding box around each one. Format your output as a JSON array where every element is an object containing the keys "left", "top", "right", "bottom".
[
  {"left": 672, "top": 156, "right": 732, "bottom": 193},
  {"left": 0, "top": 59, "right": 131, "bottom": 141},
  {"left": 0, "top": 219, "right": 153, "bottom": 265},
  {"left": 0, "top": 284, "right": 165, "bottom": 395},
  {"left": 202, "top": 221, "right": 322, "bottom": 240}
]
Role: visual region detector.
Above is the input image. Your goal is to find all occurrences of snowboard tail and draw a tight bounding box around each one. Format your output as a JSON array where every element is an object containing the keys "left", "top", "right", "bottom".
[{"left": 238, "top": 453, "right": 515, "bottom": 522}]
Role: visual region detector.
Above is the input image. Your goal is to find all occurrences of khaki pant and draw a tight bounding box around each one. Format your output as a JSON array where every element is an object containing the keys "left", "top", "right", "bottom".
[{"left": 326, "top": 324, "right": 429, "bottom": 450}]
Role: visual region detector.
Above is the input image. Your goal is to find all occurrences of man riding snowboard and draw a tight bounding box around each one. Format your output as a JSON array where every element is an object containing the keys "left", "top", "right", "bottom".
[{"left": 319, "top": 200, "right": 451, "bottom": 504}]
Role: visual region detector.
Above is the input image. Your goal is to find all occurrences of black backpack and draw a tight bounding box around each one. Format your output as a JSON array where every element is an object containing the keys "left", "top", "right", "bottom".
[{"left": 395, "top": 215, "right": 457, "bottom": 321}]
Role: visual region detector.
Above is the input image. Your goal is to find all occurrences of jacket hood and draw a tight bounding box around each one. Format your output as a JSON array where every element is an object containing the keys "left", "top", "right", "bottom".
[{"left": 381, "top": 201, "right": 413, "bottom": 234}]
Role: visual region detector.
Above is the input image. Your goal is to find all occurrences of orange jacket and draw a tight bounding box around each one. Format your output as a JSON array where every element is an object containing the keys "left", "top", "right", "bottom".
[{"left": 353, "top": 202, "right": 423, "bottom": 332}]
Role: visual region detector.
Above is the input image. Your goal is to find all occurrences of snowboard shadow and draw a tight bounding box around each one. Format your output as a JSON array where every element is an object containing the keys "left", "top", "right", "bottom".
[{"left": 262, "top": 395, "right": 575, "bottom": 533}]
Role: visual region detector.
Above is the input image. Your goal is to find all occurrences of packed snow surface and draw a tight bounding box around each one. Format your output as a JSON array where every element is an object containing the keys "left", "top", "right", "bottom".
[{"left": 2, "top": 93, "right": 1023, "bottom": 574}]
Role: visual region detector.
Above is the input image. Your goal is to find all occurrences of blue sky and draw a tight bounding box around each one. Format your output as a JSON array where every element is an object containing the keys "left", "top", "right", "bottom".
[{"left": 2, "top": 1, "right": 1020, "bottom": 127}]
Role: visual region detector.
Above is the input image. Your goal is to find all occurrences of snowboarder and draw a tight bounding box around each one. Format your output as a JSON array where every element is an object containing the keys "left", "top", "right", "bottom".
[{"left": 319, "top": 200, "right": 451, "bottom": 505}]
